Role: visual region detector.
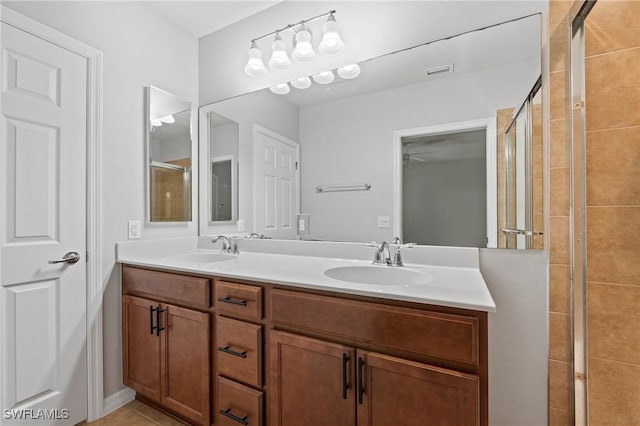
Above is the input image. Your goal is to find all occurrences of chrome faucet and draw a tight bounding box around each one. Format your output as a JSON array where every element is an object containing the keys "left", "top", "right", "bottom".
[
  {"left": 367, "top": 237, "right": 414, "bottom": 267},
  {"left": 212, "top": 235, "right": 238, "bottom": 254},
  {"left": 246, "top": 233, "right": 261, "bottom": 239}
]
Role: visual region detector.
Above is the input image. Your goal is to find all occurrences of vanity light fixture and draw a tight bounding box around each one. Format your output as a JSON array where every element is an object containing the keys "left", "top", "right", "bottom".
[
  {"left": 337, "top": 63, "right": 361, "bottom": 79},
  {"left": 312, "top": 70, "right": 335, "bottom": 84},
  {"left": 160, "top": 114, "right": 175, "bottom": 124},
  {"left": 268, "top": 32, "right": 292, "bottom": 70},
  {"left": 290, "top": 76, "right": 312, "bottom": 89},
  {"left": 269, "top": 82, "right": 290, "bottom": 95},
  {"left": 244, "top": 10, "right": 345, "bottom": 77},
  {"left": 151, "top": 119, "right": 163, "bottom": 127}
]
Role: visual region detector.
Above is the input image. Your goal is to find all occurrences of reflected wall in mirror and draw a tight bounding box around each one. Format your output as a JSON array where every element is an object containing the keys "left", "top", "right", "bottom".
[
  {"left": 209, "top": 113, "right": 238, "bottom": 223},
  {"left": 147, "top": 86, "right": 192, "bottom": 222},
  {"left": 199, "top": 14, "right": 543, "bottom": 248}
]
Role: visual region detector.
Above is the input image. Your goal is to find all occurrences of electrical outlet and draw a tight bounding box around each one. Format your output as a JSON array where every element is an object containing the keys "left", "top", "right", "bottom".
[
  {"left": 377, "top": 216, "right": 390, "bottom": 228},
  {"left": 297, "top": 214, "right": 310, "bottom": 236},
  {"left": 237, "top": 219, "right": 245, "bottom": 232},
  {"left": 128, "top": 220, "right": 141, "bottom": 239}
]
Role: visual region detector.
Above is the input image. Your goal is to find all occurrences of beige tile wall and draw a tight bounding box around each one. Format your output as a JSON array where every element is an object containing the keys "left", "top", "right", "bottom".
[
  {"left": 584, "top": 2, "right": 640, "bottom": 424},
  {"left": 548, "top": 1, "right": 576, "bottom": 424},
  {"left": 496, "top": 107, "right": 513, "bottom": 249}
]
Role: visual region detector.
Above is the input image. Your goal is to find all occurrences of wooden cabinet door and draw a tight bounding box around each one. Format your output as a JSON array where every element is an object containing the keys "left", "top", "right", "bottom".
[
  {"left": 122, "top": 295, "right": 161, "bottom": 401},
  {"left": 270, "top": 331, "right": 356, "bottom": 426},
  {"left": 160, "top": 303, "right": 211, "bottom": 425},
  {"left": 357, "top": 351, "right": 480, "bottom": 426}
]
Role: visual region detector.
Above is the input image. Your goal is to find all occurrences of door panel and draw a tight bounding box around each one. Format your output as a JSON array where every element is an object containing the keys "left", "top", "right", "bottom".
[
  {"left": 270, "top": 331, "right": 355, "bottom": 426},
  {"left": 1, "top": 22, "right": 87, "bottom": 424},
  {"left": 122, "top": 296, "right": 161, "bottom": 401},
  {"left": 253, "top": 126, "right": 298, "bottom": 239},
  {"left": 161, "top": 303, "right": 210, "bottom": 425},
  {"left": 357, "top": 351, "right": 480, "bottom": 426}
]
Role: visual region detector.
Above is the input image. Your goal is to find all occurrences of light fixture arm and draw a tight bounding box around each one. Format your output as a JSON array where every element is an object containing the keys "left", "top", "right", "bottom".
[{"left": 250, "top": 9, "right": 337, "bottom": 44}]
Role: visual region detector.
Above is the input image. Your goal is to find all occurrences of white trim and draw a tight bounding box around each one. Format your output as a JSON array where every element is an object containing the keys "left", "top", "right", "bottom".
[
  {"left": 102, "top": 387, "right": 135, "bottom": 417},
  {"left": 0, "top": 5, "right": 105, "bottom": 422},
  {"left": 252, "top": 124, "right": 300, "bottom": 236},
  {"left": 393, "top": 117, "right": 498, "bottom": 248}
]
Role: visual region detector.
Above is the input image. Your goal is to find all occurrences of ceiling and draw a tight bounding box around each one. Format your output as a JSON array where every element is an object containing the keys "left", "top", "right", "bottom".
[{"left": 144, "top": 1, "right": 283, "bottom": 39}]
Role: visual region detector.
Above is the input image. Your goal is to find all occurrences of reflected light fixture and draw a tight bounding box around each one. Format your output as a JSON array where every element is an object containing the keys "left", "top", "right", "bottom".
[
  {"left": 159, "top": 114, "right": 175, "bottom": 124},
  {"left": 269, "top": 82, "right": 290, "bottom": 95},
  {"left": 319, "top": 12, "right": 345, "bottom": 55},
  {"left": 292, "top": 23, "right": 316, "bottom": 62},
  {"left": 291, "top": 76, "right": 312, "bottom": 89},
  {"left": 312, "top": 70, "right": 335, "bottom": 85},
  {"left": 151, "top": 119, "right": 163, "bottom": 127},
  {"left": 244, "top": 41, "right": 267, "bottom": 77},
  {"left": 269, "top": 32, "right": 292, "bottom": 70},
  {"left": 244, "top": 10, "right": 345, "bottom": 77},
  {"left": 337, "top": 63, "right": 361, "bottom": 79}
]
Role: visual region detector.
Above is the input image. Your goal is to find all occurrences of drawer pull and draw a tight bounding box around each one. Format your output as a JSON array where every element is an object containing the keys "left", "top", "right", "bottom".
[
  {"left": 217, "top": 345, "right": 248, "bottom": 359},
  {"left": 149, "top": 306, "right": 157, "bottom": 335},
  {"left": 219, "top": 408, "right": 249, "bottom": 425},
  {"left": 357, "top": 356, "right": 365, "bottom": 404},
  {"left": 218, "top": 296, "right": 248, "bottom": 307},
  {"left": 156, "top": 306, "right": 166, "bottom": 336},
  {"left": 342, "top": 353, "right": 350, "bottom": 399}
]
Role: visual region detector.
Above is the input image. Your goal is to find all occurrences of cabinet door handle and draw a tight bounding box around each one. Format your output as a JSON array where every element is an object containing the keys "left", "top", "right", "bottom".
[
  {"left": 156, "top": 306, "right": 166, "bottom": 336},
  {"left": 217, "top": 345, "right": 248, "bottom": 359},
  {"left": 149, "top": 306, "right": 157, "bottom": 335},
  {"left": 219, "top": 408, "right": 249, "bottom": 425},
  {"left": 342, "top": 353, "right": 350, "bottom": 399},
  {"left": 217, "top": 296, "right": 248, "bottom": 306},
  {"left": 357, "top": 356, "right": 365, "bottom": 404}
]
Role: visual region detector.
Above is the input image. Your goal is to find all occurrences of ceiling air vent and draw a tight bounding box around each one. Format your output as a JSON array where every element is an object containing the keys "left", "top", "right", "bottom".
[{"left": 423, "top": 64, "right": 454, "bottom": 78}]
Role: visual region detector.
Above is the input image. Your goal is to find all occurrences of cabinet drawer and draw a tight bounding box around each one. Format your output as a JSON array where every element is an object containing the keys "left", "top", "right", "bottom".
[
  {"left": 217, "top": 376, "right": 263, "bottom": 426},
  {"left": 215, "top": 280, "right": 263, "bottom": 320},
  {"left": 123, "top": 265, "right": 210, "bottom": 309},
  {"left": 217, "top": 316, "right": 263, "bottom": 387},
  {"left": 271, "top": 289, "right": 480, "bottom": 366}
]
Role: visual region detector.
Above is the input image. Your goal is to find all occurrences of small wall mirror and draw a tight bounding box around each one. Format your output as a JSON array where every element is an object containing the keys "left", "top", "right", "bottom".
[{"left": 146, "top": 86, "right": 192, "bottom": 222}]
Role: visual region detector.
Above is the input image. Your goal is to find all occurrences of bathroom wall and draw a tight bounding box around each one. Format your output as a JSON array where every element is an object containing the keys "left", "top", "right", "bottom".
[
  {"left": 299, "top": 61, "right": 535, "bottom": 243},
  {"left": 199, "top": 1, "right": 548, "bottom": 103},
  {"left": 583, "top": 2, "right": 640, "bottom": 424},
  {"left": 3, "top": 1, "right": 199, "bottom": 399}
]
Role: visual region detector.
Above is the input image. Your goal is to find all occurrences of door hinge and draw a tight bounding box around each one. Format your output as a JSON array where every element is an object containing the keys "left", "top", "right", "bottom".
[
  {"left": 86, "top": 251, "right": 89, "bottom": 262},
  {"left": 295, "top": 161, "right": 298, "bottom": 170}
]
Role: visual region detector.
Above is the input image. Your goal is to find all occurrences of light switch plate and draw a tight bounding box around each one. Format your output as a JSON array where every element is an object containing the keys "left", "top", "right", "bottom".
[
  {"left": 128, "top": 220, "right": 141, "bottom": 239},
  {"left": 237, "top": 219, "right": 245, "bottom": 232},
  {"left": 377, "top": 216, "right": 390, "bottom": 228}
]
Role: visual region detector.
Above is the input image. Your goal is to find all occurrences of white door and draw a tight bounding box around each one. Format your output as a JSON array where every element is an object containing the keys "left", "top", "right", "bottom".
[
  {"left": 253, "top": 125, "right": 299, "bottom": 239},
  {"left": 1, "top": 23, "right": 87, "bottom": 425}
]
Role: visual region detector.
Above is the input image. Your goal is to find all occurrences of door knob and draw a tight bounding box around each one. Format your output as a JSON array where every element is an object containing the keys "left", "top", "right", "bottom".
[{"left": 48, "top": 251, "right": 81, "bottom": 265}]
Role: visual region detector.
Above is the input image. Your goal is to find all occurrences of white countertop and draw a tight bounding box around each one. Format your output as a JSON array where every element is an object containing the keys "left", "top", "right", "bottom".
[{"left": 116, "top": 237, "right": 496, "bottom": 312}]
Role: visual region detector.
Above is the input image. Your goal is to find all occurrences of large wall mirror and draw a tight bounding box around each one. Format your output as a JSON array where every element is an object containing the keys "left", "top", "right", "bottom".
[
  {"left": 199, "top": 14, "right": 543, "bottom": 249},
  {"left": 146, "top": 86, "right": 193, "bottom": 222}
]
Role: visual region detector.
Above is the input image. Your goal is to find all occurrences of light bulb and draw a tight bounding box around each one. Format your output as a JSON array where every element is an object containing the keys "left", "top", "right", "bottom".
[
  {"left": 291, "top": 24, "right": 316, "bottom": 62},
  {"left": 312, "top": 70, "right": 335, "bottom": 85},
  {"left": 291, "top": 76, "right": 312, "bottom": 89},
  {"left": 151, "top": 119, "right": 163, "bottom": 127},
  {"left": 269, "top": 83, "right": 290, "bottom": 95},
  {"left": 269, "top": 33, "right": 292, "bottom": 70},
  {"left": 159, "top": 114, "right": 175, "bottom": 124},
  {"left": 337, "top": 63, "right": 361, "bottom": 79},
  {"left": 319, "top": 13, "right": 345, "bottom": 55},
  {"left": 244, "top": 41, "right": 267, "bottom": 77}
]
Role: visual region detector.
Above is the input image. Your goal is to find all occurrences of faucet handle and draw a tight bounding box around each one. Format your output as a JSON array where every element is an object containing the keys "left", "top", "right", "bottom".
[{"left": 392, "top": 246, "right": 404, "bottom": 267}]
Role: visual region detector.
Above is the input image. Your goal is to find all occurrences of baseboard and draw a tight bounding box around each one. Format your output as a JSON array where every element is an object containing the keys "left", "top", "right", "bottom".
[{"left": 102, "top": 387, "right": 135, "bottom": 417}]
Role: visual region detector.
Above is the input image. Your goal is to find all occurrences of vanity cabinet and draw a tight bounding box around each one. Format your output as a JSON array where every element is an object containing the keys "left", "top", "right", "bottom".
[{"left": 122, "top": 266, "right": 211, "bottom": 425}]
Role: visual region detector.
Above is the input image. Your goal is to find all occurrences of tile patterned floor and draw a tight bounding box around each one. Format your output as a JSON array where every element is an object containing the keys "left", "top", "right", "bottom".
[{"left": 82, "top": 399, "right": 186, "bottom": 425}]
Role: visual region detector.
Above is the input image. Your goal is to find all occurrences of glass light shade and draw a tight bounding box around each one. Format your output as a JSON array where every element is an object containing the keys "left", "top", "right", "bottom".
[
  {"left": 269, "top": 83, "right": 290, "bottom": 95},
  {"left": 269, "top": 34, "right": 292, "bottom": 70},
  {"left": 292, "top": 26, "right": 316, "bottom": 62},
  {"left": 159, "top": 114, "right": 175, "bottom": 124},
  {"left": 319, "top": 15, "right": 345, "bottom": 55},
  {"left": 151, "top": 119, "right": 163, "bottom": 127},
  {"left": 291, "top": 76, "right": 312, "bottom": 89},
  {"left": 312, "top": 70, "right": 335, "bottom": 85},
  {"left": 337, "top": 63, "right": 361, "bottom": 79},
  {"left": 244, "top": 43, "right": 267, "bottom": 77}
]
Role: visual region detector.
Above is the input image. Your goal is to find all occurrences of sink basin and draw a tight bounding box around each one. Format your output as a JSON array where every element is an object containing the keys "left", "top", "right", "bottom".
[
  {"left": 324, "top": 266, "right": 432, "bottom": 286},
  {"left": 167, "top": 252, "right": 236, "bottom": 264}
]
